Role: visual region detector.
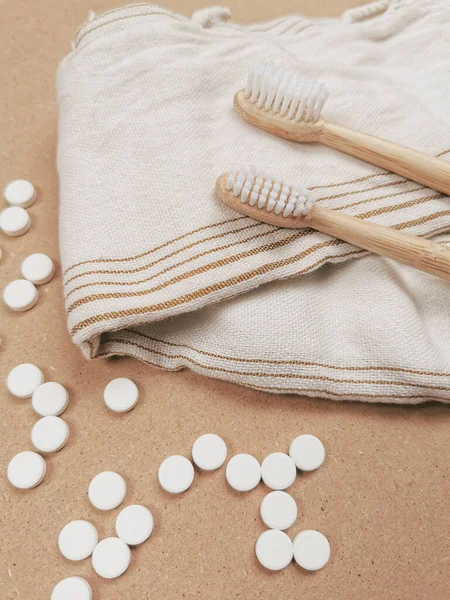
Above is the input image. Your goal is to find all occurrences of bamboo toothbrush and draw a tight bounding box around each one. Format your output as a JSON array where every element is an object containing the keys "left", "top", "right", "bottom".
[
  {"left": 215, "top": 166, "right": 450, "bottom": 281},
  {"left": 234, "top": 61, "right": 450, "bottom": 196}
]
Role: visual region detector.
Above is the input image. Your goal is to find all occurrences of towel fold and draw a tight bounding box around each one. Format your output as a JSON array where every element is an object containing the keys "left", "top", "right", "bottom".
[{"left": 57, "top": 0, "right": 450, "bottom": 403}]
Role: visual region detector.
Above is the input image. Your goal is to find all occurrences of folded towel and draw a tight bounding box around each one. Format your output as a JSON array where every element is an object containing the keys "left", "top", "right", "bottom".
[{"left": 57, "top": 0, "right": 450, "bottom": 403}]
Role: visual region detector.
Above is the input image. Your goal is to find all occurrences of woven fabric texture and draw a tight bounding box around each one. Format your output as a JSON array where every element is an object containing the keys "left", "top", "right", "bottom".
[{"left": 57, "top": 0, "right": 450, "bottom": 403}]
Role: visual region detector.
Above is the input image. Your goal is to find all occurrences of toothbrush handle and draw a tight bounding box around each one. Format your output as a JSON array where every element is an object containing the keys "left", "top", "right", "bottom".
[
  {"left": 320, "top": 122, "right": 450, "bottom": 196},
  {"left": 307, "top": 204, "right": 450, "bottom": 281}
]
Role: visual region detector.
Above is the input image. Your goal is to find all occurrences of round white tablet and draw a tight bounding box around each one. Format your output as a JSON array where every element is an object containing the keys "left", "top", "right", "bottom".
[
  {"left": 88, "top": 471, "right": 126, "bottom": 510},
  {"left": 289, "top": 434, "right": 325, "bottom": 471},
  {"left": 0, "top": 206, "right": 31, "bottom": 236},
  {"left": 7, "top": 451, "right": 46, "bottom": 489},
  {"left": 293, "top": 530, "right": 330, "bottom": 571},
  {"left": 51, "top": 577, "right": 92, "bottom": 600},
  {"left": 225, "top": 453, "right": 261, "bottom": 492},
  {"left": 103, "top": 377, "right": 139, "bottom": 413},
  {"left": 115, "top": 504, "right": 154, "bottom": 546},
  {"left": 31, "top": 381, "right": 69, "bottom": 416},
  {"left": 92, "top": 537, "right": 131, "bottom": 579},
  {"left": 21, "top": 253, "right": 55, "bottom": 285},
  {"left": 3, "top": 179, "right": 36, "bottom": 208},
  {"left": 192, "top": 433, "right": 227, "bottom": 470},
  {"left": 7, "top": 363, "right": 44, "bottom": 398},
  {"left": 58, "top": 520, "right": 98, "bottom": 561},
  {"left": 255, "top": 530, "right": 293, "bottom": 571},
  {"left": 261, "top": 452, "right": 297, "bottom": 490},
  {"left": 260, "top": 491, "right": 298, "bottom": 530},
  {"left": 3, "top": 279, "right": 38, "bottom": 311},
  {"left": 158, "top": 455, "right": 194, "bottom": 494},
  {"left": 31, "top": 416, "right": 69, "bottom": 453}
]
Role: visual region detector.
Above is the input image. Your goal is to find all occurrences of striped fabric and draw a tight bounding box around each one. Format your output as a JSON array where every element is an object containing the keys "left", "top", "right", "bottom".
[{"left": 57, "top": 1, "right": 450, "bottom": 402}]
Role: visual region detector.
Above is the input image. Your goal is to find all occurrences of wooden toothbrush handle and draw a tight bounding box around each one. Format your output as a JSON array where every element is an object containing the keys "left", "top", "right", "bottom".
[
  {"left": 307, "top": 204, "right": 450, "bottom": 281},
  {"left": 320, "top": 122, "right": 450, "bottom": 196}
]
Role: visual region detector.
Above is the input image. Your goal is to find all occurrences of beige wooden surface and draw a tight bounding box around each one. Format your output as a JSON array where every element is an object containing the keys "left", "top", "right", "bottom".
[{"left": 1, "top": 2, "right": 449, "bottom": 599}]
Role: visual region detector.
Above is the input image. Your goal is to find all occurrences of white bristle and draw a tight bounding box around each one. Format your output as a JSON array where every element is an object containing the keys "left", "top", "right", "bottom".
[
  {"left": 288, "top": 79, "right": 305, "bottom": 119},
  {"left": 224, "top": 167, "right": 316, "bottom": 218},
  {"left": 279, "top": 79, "right": 295, "bottom": 117},
  {"left": 266, "top": 196, "right": 277, "bottom": 211},
  {"left": 243, "top": 61, "right": 328, "bottom": 122},
  {"left": 312, "top": 84, "right": 329, "bottom": 123},
  {"left": 293, "top": 203, "right": 304, "bottom": 217},
  {"left": 256, "top": 63, "right": 271, "bottom": 108},
  {"left": 257, "top": 193, "right": 268, "bottom": 209},
  {"left": 304, "top": 82, "right": 321, "bottom": 122},
  {"left": 273, "top": 75, "right": 290, "bottom": 114},
  {"left": 274, "top": 200, "right": 285, "bottom": 215},
  {"left": 233, "top": 178, "right": 244, "bottom": 196},
  {"left": 295, "top": 80, "right": 312, "bottom": 122},
  {"left": 264, "top": 70, "right": 280, "bottom": 111},
  {"left": 249, "top": 191, "right": 258, "bottom": 206},
  {"left": 244, "top": 69, "right": 253, "bottom": 98},
  {"left": 283, "top": 202, "right": 296, "bottom": 217},
  {"left": 250, "top": 63, "right": 265, "bottom": 103}
]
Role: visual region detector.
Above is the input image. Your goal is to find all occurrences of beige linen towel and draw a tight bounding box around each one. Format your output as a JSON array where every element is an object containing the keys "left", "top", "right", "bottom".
[{"left": 57, "top": 0, "right": 450, "bottom": 403}]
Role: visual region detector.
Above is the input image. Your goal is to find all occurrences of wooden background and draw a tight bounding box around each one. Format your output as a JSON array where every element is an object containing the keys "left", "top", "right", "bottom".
[{"left": 1, "top": 1, "right": 449, "bottom": 599}]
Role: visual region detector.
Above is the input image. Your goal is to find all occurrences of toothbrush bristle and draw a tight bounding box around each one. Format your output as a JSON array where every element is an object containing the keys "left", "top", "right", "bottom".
[
  {"left": 244, "top": 61, "right": 329, "bottom": 123},
  {"left": 225, "top": 167, "right": 316, "bottom": 217}
]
